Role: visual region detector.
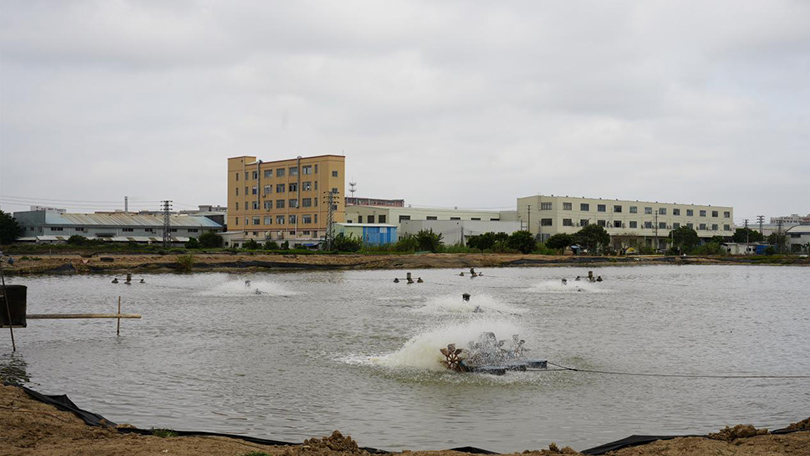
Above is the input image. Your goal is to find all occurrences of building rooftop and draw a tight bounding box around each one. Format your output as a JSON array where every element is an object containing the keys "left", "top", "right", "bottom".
[{"left": 38, "top": 212, "right": 222, "bottom": 228}]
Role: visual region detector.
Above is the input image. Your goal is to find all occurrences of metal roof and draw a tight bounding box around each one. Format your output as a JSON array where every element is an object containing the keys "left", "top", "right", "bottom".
[
  {"left": 336, "top": 223, "right": 398, "bottom": 228},
  {"left": 786, "top": 225, "right": 810, "bottom": 234},
  {"left": 43, "top": 212, "right": 222, "bottom": 228}
]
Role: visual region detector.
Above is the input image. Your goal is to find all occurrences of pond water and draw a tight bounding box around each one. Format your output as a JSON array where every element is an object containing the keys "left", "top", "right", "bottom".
[{"left": 2, "top": 265, "right": 809, "bottom": 452}]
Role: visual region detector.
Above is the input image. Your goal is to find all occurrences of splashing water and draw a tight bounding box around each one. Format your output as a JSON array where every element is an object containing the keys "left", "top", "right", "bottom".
[
  {"left": 353, "top": 319, "right": 530, "bottom": 371},
  {"left": 524, "top": 280, "right": 607, "bottom": 294},
  {"left": 201, "top": 280, "right": 296, "bottom": 297},
  {"left": 415, "top": 293, "right": 526, "bottom": 315}
]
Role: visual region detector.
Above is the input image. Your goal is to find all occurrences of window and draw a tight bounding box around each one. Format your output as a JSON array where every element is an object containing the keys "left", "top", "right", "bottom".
[
  {"left": 614, "top": 220, "right": 622, "bottom": 228},
  {"left": 687, "top": 209, "right": 694, "bottom": 216},
  {"left": 490, "top": 218, "right": 500, "bottom": 221},
  {"left": 699, "top": 223, "right": 706, "bottom": 230},
  {"left": 252, "top": 171, "right": 258, "bottom": 179},
  {"left": 264, "top": 216, "right": 272, "bottom": 225},
  {"left": 450, "top": 217, "right": 461, "bottom": 220},
  {"left": 264, "top": 201, "right": 273, "bottom": 210},
  {"left": 289, "top": 167, "right": 298, "bottom": 176},
  {"left": 303, "top": 215, "right": 312, "bottom": 224},
  {"left": 276, "top": 200, "right": 285, "bottom": 209},
  {"left": 252, "top": 201, "right": 259, "bottom": 210},
  {"left": 245, "top": 172, "right": 248, "bottom": 180},
  {"left": 597, "top": 220, "right": 606, "bottom": 227},
  {"left": 580, "top": 219, "right": 589, "bottom": 226},
  {"left": 288, "top": 183, "right": 298, "bottom": 192},
  {"left": 687, "top": 223, "right": 694, "bottom": 229},
  {"left": 471, "top": 217, "right": 480, "bottom": 221},
  {"left": 302, "top": 181, "right": 311, "bottom": 191},
  {"left": 303, "top": 165, "right": 312, "bottom": 175},
  {"left": 302, "top": 198, "right": 312, "bottom": 207},
  {"left": 712, "top": 224, "right": 718, "bottom": 230},
  {"left": 276, "top": 168, "right": 285, "bottom": 177},
  {"left": 614, "top": 205, "right": 622, "bottom": 213},
  {"left": 289, "top": 199, "right": 298, "bottom": 208},
  {"left": 314, "top": 181, "right": 318, "bottom": 190},
  {"left": 314, "top": 198, "right": 317, "bottom": 207},
  {"left": 236, "top": 172, "right": 239, "bottom": 181},
  {"left": 264, "top": 170, "right": 272, "bottom": 178},
  {"left": 235, "top": 187, "right": 239, "bottom": 196},
  {"left": 580, "top": 203, "right": 590, "bottom": 211},
  {"left": 303, "top": 231, "right": 310, "bottom": 236},
  {"left": 245, "top": 186, "right": 248, "bottom": 195},
  {"left": 426, "top": 216, "right": 438, "bottom": 220},
  {"left": 629, "top": 221, "right": 637, "bottom": 228},
  {"left": 276, "top": 215, "right": 285, "bottom": 224},
  {"left": 644, "top": 207, "right": 652, "bottom": 214},
  {"left": 399, "top": 215, "right": 410, "bottom": 222},
  {"left": 332, "top": 170, "right": 338, "bottom": 177},
  {"left": 724, "top": 211, "right": 731, "bottom": 218},
  {"left": 263, "top": 185, "right": 271, "bottom": 195},
  {"left": 644, "top": 221, "right": 653, "bottom": 229},
  {"left": 541, "top": 218, "right": 552, "bottom": 226},
  {"left": 659, "top": 222, "right": 666, "bottom": 229},
  {"left": 673, "top": 223, "right": 680, "bottom": 229},
  {"left": 630, "top": 206, "right": 638, "bottom": 213},
  {"left": 368, "top": 215, "right": 375, "bottom": 223},
  {"left": 563, "top": 218, "right": 573, "bottom": 226},
  {"left": 252, "top": 186, "right": 258, "bottom": 195},
  {"left": 276, "top": 184, "right": 285, "bottom": 193},
  {"left": 171, "top": 228, "right": 178, "bottom": 233},
  {"left": 75, "top": 227, "right": 85, "bottom": 232},
  {"left": 145, "top": 228, "right": 154, "bottom": 233},
  {"left": 253, "top": 217, "right": 260, "bottom": 225},
  {"left": 357, "top": 215, "right": 363, "bottom": 223},
  {"left": 314, "top": 164, "right": 318, "bottom": 173},
  {"left": 659, "top": 208, "right": 666, "bottom": 215},
  {"left": 540, "top": 202, "right": 552, "bottom": 210},
  {"left": 332, "top": 187, "right": 338, "bottom": 193},
  {"left": 597, "top": 204, "right": 606, "bottom": 212},
  {"left": 700, "top": 210, "right": 706, "bottom": 217},
  {"left": 673, "top": 208, "right": 680, "bottom": 216},
  {"left": 563, "top": 202, "right": 572, "bottom": 210},
  {"left": 122, "top": 228, "right": 133, "bottom": 232},
  {"left": 724, "top": 224, "right": 731, "bottom": 231},
  {"left": 234, "top": 218, "right": 238, "bottom": 225},
  {"left": 236, "top": 202, "right": 239, "bottom": 210},
  {"left": 289, "top": 215, "right": 297, "bottom": 224},
  {"left": 712, "top": 210, "right": 718, "bottom": 218}
]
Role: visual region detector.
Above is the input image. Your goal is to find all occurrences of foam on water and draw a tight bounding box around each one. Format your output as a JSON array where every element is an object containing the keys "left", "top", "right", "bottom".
[
  {"left": 201, "top": 280, "right": 296, "bottom": 297},
  {"left": 525, "top": 280, "right": 607, "bottom": 293},
  {"left": 350, "top": 318, "right": 529, "bottom": 371},
  {"left": 414, "top": 293, "right": 526, "bottom": 315}
]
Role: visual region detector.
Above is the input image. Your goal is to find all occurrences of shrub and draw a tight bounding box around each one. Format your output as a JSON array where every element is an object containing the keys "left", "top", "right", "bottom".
[
  {"left": 395, "top": 233, "right": 418, "bottom": 252},
  {"left": 332, "top": 233, "right": 363, "bottom": 252},
  {"left": 545, "top": 233, "right": 573, "bottom": 253},
  {"left": 199, "top": 232, "right": 223, "bottom": 248},
  {"left": 467, "top": 232, "right": 509, "bottom": 250},
  {"left": 185, "top": 237, "right": 200, "bottom": 249},
  {"left": 764, "top": 246, "right": 776, "bottom": 255},
  {"left": 67, "top": 235, "right": 88, "bottom": 246},
  {"left": 243, "top": 239, "right": 260, "bottom": 250},
  {"left": 507, "top": 230, "right": 536, "bottom": 254},
  {"left": 281, "top": 241, "right": 289, "bottom": 250},
  {"left": 176, "top": 254, "right": 195, "bottom": 272},
  {"left": 264, "top": 240, "right": 279, "bottom": 250},
  {"left": 692, "top": 242, "right": 725, "bottom": 256},
  {"left": 415, "top": 229, "right": 443, "bottom": 252}
]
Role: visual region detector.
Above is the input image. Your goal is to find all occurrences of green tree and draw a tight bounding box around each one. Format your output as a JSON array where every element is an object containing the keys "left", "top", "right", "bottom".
[
  {"left": 732, "top": 227, "right": 763, "bottom": 243},
  {"left": 0, "top": 210, "right": 22, "bottom": 245},
  {"left": 395, "top": 233, "right": 418, "bottom": 252},
  {"left": 185, "top": 237, "right": 200, "bottom": 249},
  {"left": 67, "top": 234, "right": 88, "bottom": 246},
  {"left": 467, "top": 232, "right": 508, "bottom": 250},
  {"left": 507, "top": 230, "right": 537, "bottom": 254},
  {"left": 243, "top": 239, "right": 260, "bottom": 250},
  {"left": 545, "top": 233, "right": 573, "bottom": 253},
  {"left": 263, "top": 240, "right": 279, "bottom": 250},
  {"left": 332, "top": 233, "right": 362, "bottom": 252},
  {"left": 415, "top": 229, "right": 443, "bottom": 252},
  {"left": 669, "top": 226, "right": 699, "bottom": 253},
  {"left": 198, "top": 232, "right": 224, "bottom": 248},
  {"left": 573, "top": 224, "right": 610, "bottom": 254}
]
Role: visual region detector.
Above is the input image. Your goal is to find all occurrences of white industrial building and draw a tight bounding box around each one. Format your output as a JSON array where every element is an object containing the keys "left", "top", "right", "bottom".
[
  {"left": 786, "top": 225, "right": 810, "bottom": 253},
  {"left": 399, "top": 220, "right": 522, "bottom": 245}
]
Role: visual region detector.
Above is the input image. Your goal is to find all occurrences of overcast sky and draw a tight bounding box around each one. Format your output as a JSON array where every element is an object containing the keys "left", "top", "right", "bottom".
[{"left": 1, "top": 0, "right": 808, "bottom": 223}]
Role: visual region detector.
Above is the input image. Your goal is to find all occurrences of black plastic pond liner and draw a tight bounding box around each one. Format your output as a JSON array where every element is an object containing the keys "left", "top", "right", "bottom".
[{"left": 579, "top": 434, "right": 699, "bottom": 455}]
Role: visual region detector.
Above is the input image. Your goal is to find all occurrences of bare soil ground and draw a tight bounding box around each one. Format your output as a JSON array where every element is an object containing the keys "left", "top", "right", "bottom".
[{"left": 2, "top": 385, "right": 808, "bottom": 456}]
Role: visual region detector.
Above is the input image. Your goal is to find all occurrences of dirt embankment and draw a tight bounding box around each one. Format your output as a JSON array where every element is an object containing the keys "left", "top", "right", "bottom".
[
  {"left": 2, "top": 385, "right": 809, "bottom": 456},
  {"left": 5, "top": 252, "right": 799, "bottom": 276}
]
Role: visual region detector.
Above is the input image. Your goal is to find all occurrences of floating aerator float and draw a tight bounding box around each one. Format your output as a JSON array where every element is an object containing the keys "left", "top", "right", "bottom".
[{"left": 440, "top": 332, "right": 547, "bottom": 375}]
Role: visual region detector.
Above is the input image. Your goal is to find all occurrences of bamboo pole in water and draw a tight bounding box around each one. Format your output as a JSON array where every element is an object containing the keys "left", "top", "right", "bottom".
[
  {"left": 117, "top": 296, "right": 121, "bottom": 336},
  {"left": 27, "top": 314, "right": 141, "bottom": 319},
  {"left": 0, "top": 262, "right": 15, "bottom": 351}
]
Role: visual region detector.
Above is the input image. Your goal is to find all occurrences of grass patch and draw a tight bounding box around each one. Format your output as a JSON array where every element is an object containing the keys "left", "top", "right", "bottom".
[{"left": 151, "top": 428, "right": 178, "bottom": 438}]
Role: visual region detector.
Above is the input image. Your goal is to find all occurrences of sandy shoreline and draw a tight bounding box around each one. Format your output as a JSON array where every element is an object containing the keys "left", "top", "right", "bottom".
[
  {"left": 3, "top": 252, "right": 807, "bottom": 276},
  {"left": 1, "top": 384, "right": 809, "bottom": 455}
]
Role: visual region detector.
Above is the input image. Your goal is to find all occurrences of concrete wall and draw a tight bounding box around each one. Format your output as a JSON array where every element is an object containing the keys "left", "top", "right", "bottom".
[{"left": 400, "top": 220, "right": 522, "bottom": 246}]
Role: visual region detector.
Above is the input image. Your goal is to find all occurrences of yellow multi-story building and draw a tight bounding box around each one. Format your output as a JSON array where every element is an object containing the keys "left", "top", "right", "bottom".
[{"left": 227, "top": 155, "right": 345, "bottom": 244}]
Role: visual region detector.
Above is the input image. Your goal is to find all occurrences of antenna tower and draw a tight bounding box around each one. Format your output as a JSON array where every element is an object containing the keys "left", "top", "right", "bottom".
[
  {"left": 161, "top": 200, "right": 173, "bottom": 248},
  {"left": 349, "top": 181, "right": 356, "bottom": 198}
]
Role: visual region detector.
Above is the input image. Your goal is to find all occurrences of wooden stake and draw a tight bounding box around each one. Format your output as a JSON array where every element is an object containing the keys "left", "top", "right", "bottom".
[
  {"left": 0, "top": 261, "right": 15, "bottom": 352},
  {"left": 117, "top": 296, "right": 121, "bottom": 336}
]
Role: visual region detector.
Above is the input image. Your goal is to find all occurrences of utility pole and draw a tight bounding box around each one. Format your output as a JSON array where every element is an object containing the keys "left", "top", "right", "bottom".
[
  {"left": 323, "top": 189, "right": 338, "bottom": 250},
  {"left": 744, "top": 218, "right": 749, "bottom": 254},
  {"left": 527, "top": 205, "right": 531, "bottom": 234},
  {"left": 161, "top": 200, "right": 172, "bottom": 248},
  {"left": 124, "top": 196, "right": 128, "bottom": 213},
  {"left": 756, "top": 215, "right": 764, "bottom": 238},
  {"left": 654, "top": 211, "right": 659, "bottom": 252},
  {"left": 776, "top": 220, "right": 784, "bottom": 253}
]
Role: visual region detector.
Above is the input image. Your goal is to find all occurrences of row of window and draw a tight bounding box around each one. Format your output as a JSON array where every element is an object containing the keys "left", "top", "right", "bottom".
[
  {"left": 236, "top": 166, "right": 339, "bottom": 181},
  {"left": 234, "top": 214, "right": 318, "bottom": 226},
  {"left": 544, "top": 202, "right": 730, "bottom": 218},
  {"left": 551, "top": 218, "right": 731, "bottom": 231},
  {"left": 236, "top": 181, "right": 318, "bottom": 196},
  {"left": 48, "top": 227, "right": 199, "bottom": 233},
  {"left": 236, "top": 197, "right": 318, "bottom": 211}
]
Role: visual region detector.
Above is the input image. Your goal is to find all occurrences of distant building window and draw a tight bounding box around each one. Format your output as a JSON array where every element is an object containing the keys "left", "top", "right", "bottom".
[
  {"left": 51, "top": 227, "right": 64, "bottom": 231},
  {"left": 289, "top": 199, "right": 298, "bottom": 208},
  {"left": 630, "top": 206, "right": 638, "bottom": 213},
  {"left": 597, "top": 204, "right": 606, "bottom": 212},
  {"left": 673, "top": 208, "right": 680, "bottom": 216},
  {"left": 724, "top": 224, "right": 731, "bottom": 231},
  {"left": 263, "top": 185, "right": 271, "bottom": 195},
  {"left": 235, "top": 218, "right": 238, "bottom": 225},
  {"left": 687, "top": 223, "right": 694, "bottom": 229},
  {"left": 724, "top": 211, "right": 731, "bottom": 218},
  {"left": 276, "top": 215, "right": 285, "bottom": 224},
  {"left": 580, "top": 203, "right": 589, "bottom": 211},
  {"left": 597, "top": 220, "right": 606, "bottom": 227},
  {"left": 659, "top": 222, "right": 666, "bottom": 229},
  {"left": 289, "top": 215, "right": 297, "bottom": 224},
  {"left": 188, "top": 229, "right": 198, "bottom": 233},
  {"left": 171, "top": 228, "right": 178, "bottom": 232},
  {"left": 332, "top": 171, "right": 338, "bottom": 177},
  {"left": 450, "top": 217, "right": 461, "bottom": 220},
  {"left": 644, "top": 221, "right": 653, "bottom": 229},
  {"left": 302, "top": 198, "right": 312, "bottom": 207},
  {"left": 302, "top": 182, "right": 312, "bottom": 191},
  {"left": 276, "top": 184, "right": 285, "bottom": 193},
  {"left": 276, "top": 200, "right": 285, "bottom": 209},
  {"left": 580, "top": 219, "right": 589, "bottom": 226},
  {"left": 471, "top": 217, "right": 481, "bottom": 221},
  {"left": 541, "top": 218, "right": 552, "bottom": 226},
  {"left": 253, "top": 217, "right": 260, "bottom": 225},
  {"left": 614, "top": 220, "right": 622, "bottom": 228},
  {"left": 264, "top": 216, "right": 272, "bottom": 225},
  {"left": 236, "top": 173, "right": 239, "bottom": 181},
  {"left": 332, "top": 187, "right": 338, "bottom": 194},
  {"left": 303, "top": 165, "right": 312, "bottom": 175},
  {"left": 659, "top": 208, "right": 666, "bottom": 215},
  {"left": 490, "top": 218, "right": 500, "bottom": 221},
  {"left": 75, "top": 227, "right": 85, "bottom": 232},
  {"left": 245, "top": 172, "right": 248, "bottom": 180},
  {"left": 302, "top": 215, "right": 312, "bottom": 224},
  {"left": 399, "top": 215, "right": 410, "bottom": 222},
  {"left": 252, "top": 186, "right": 258, "bottom": 195},
  {"left": 645, "top": 207, "right": 652, "bottom": 214},
  {"left": 687, "top": 209, "right": 694, "bottom": 216},
  {"left": 379, "top": 215, "right": 386, "bottom": 223},
  {"left": 614, "top": 205, "right": 622, "bottom": 213},
  {"left": 700, "top": 210, "right": 706, "bottom": 217},
  {"left": 314, "top": 181, "right": 318, "bottom": 190},
  {"left": 699, "top": 223, "right": 707, "bottom": 230},
  {"left": 235, "top": 187, "right": 239, "bottom": 196},
  {"left": 145, "top": 228, "right": 154, "bottom": 233},
  {"left": 629, "top": 221, "right": 637, "bottom": 228},
  {"left": 426, "top": 216, "right": 438, "bottom": 220},
  {"left": 252, "top": 171, "right": 258, "bottom": 179},
  {"left": 540, "top": 202, "right": 552, "bottom": 210},
  {"left": 252, "top": 202, "right": 259, "bottom": 210},
  {"left": 122, "top": 228, "right": 134, "bottom": 232},
  {"left": 314, "top": 164, "right": 318, "bottom": 173},
  {"left": 563, "top": 202, "right": 572, "bottom": 210},
  {"left": 235, "top": 202, "right": 239, "bottom": 210},
  {"left": 563, "top": 218, "right": 573, "bottom": 226},
  {"left": 289, "top": 167, "right": 298, "bottom": 176},
  {"left": 712, "top": 224, "right": 718, "bottom": 230},
  {"left": 368, "top": 215, "right": 375, "bottom": 223},
  {"left": 357, "top": 215, "right": 363, "bottom": 223},
  {"left": 276, "top": 168, "right": 285, "bottom": 177},
  {"left": 712, "top": 210, "right": 718, "bottom": 217},
  {"left": 673, "top": 223, "right": 680, "bottom": 229},
  {"left": 264, "top": 170, "right": 272, "bottom": 178},
  {"left": 289, "top": 183, "right": 298, "bottom": 192}
]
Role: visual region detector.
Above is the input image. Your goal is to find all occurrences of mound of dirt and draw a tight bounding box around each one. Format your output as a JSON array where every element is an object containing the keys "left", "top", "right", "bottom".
[
  {"left": 707, "top": 424, "right": 768, "bottom": 441},
  {"left": 785, "top": 417, "right": 810, "bottom": 431}
]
